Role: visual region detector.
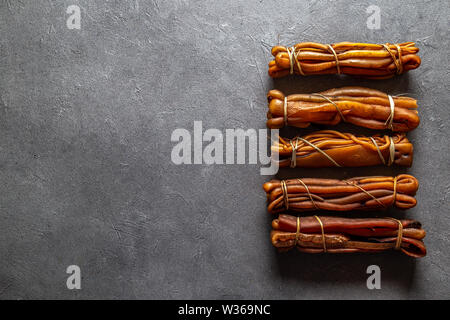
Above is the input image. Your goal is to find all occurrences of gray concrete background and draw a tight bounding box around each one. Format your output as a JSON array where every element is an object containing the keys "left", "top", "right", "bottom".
[{"left": 0, "top": 0, "right": 449, "bottom": 299}]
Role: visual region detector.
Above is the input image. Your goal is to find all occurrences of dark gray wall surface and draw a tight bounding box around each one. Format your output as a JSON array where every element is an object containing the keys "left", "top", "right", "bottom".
[{"left": 0, "top": 0, "right": 449, "bottom": 299}]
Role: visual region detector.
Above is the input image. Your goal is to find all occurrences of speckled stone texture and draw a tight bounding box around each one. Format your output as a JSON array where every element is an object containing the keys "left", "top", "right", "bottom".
[{"left": 0, "top": 0, "right": 449, "bottom": 299}]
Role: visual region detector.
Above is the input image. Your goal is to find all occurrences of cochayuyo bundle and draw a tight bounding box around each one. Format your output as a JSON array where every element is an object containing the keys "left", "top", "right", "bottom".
[
  {"left": 262, "top": 41, "right": 425, "bottom": 257},
  {"left": 268, "top": 42, "right": 421, "bottom": 79},
  {"left": 263, "top": 175, "right": 418, "bottom": 214},
  {"left": 273, "top": 130, "right": 413, "bottom": 168},
  {"left": 271, "top": 215, "right": 426, "bottom": 258},
  {"left": 266, "top": 87, "right": 419, "bottom": 132}
]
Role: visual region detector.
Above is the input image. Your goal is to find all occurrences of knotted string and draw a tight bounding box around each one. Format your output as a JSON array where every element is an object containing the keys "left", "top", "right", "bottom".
[
  {"left": 289, "top": 139, "right": 299, "bottom": 168},
  {"left": 327, "top": 44, "right": 341, "bottom": 74},
  {"left": 287, "top": 47, "right": 295, "bottom": 74},
  {"left": 314, "top": 215, "right": 327, "bottom": 252}
]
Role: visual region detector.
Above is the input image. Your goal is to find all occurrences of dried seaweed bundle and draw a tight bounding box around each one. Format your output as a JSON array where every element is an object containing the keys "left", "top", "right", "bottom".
[
  {"left": 267, "top": 87, "right": 419, "bottom": 132},
  {"left": 271, "top": 214, "right": 426, "bottom": 258},
  {"left": 273, "top": 130, "right": 413, "bottom": 168},
  {"left": 268, "top": 42, "right": 421, "bottom": 79},
  {"left": 263, "top": 175, "right": 418, "bottom": 214}
]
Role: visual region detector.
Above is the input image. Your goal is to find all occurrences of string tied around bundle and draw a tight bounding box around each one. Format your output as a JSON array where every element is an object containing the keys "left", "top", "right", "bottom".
[
  {"left": 312, "top": 93, "right": 346, "bottom": 122},
  {"left": 392, "top": 176, "right": 398, "bottom": 206},
  {"left": 314, "top": 215, "right": 327, "bottom": 252},
  {"left": 287, "top": 46, "right": 305, "bottom": 76},
  {"left": 289, "top": 139, "right": 299, "bottom": 168},
  {"left": 383, "top": 43, "right": 403, "bottom": 75},
  {"left": 290, "top": 137, "right": 341, "bottom": 167},
  {"left": 296, "top": 178, "right": 318, "bottom": 210},
  {"left": 387, "top": 217, "right": 403, "bottom": 250},
  {"left": 283, "top": 96, "right": 288, "bottom": 127},
  {"left": 327, "top": 44, "right": 341, "bottom": 74},
  {"left": 280, "top": 179, "right": 319, "bottom": 211},
  {"left": 280, "top": 180, "right": 289, "bottom": 210},
  {"left": 369, "top": 136, "right": 396, "bottom": 166},
  {"left": 349, "top": 175, "right": 397, "bottom": 208},
  {"left": 345, "top": 180, "right": 386, "bottom": 208},
  {"left": 385, "top": 94, "right": 396, "bottom": 130}
]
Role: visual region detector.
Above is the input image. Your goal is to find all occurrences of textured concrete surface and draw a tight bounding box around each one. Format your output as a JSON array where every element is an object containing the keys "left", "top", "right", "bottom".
[{"left": 0, "top": 0, "right": 449, "bottom": 299}]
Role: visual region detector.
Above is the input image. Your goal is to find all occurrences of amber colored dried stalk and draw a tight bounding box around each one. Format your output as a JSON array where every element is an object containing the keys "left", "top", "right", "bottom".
[
  {"left": 271, "top": 215, "right": 426, "bottom": 258},
  {"left": 269, "top": 42, "right": 421, "bottom": 79},
  {"left": 273, "top": 130, "right": 413, "bottom": 168},
  {"left": 263, "top": 175, "right": 418, "bottom": 214},
  {"left": 267, "top": 87, "right": 419, "bottom": 132}
]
